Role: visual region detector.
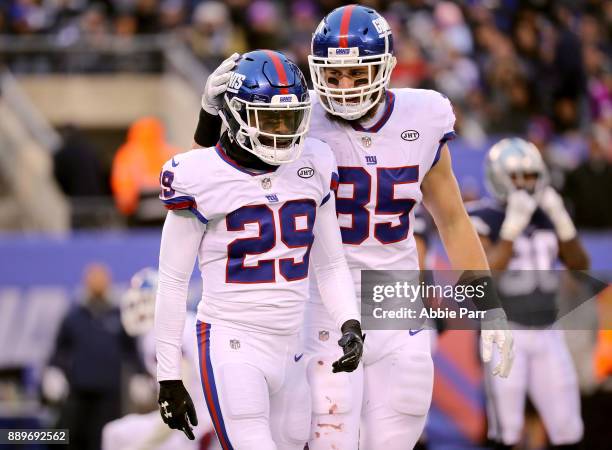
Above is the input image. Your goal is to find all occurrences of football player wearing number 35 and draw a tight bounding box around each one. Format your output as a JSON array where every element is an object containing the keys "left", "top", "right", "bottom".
[
  {"left": 193, "top": 5, "right": 515, "bottom": 450},
  {"left": 154, "top": 50, "right": 364, "bottom": 450}
]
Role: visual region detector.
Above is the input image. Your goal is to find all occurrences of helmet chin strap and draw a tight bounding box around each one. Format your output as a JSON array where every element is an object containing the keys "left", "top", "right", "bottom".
[{"left": 219, "top": 107, "right": 277, "bottom": 171}]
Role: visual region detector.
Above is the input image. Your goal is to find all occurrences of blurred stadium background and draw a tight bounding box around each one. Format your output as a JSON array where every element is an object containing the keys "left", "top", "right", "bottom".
[{"left": 0, "top": 0, "right": 610, "bottom": 449}]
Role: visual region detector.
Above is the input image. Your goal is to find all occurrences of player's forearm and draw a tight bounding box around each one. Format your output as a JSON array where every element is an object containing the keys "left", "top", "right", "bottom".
[
  {"left": 438, "top": 209, "right": 490, "bottom": 271},
  {"left": 423, "top": 146, "right": 490, "bottom": 271},
  {"left": 155, "top": 210, "right": 204, "bottom": 381},
  {"left": 311, "top": 198, "right": 360, "bottom": 328},
  {"left": 559, "top": 237, "right": 590, "bottom": 270},
  {"left": 194, "top": 107, "right": 222, "bottom": 148},
  {"left": 485, "top": 240, "right": 515, "bottom": 270},
  {"left": 156, "top": 275, "right": 189, "bottom": 381}
]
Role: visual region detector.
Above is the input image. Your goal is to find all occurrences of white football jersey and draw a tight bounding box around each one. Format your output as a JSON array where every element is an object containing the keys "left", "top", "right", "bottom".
[
  {"left": 159, "top": 138, "right": 337, "bottom": 334},
  {"left": 307, "top": 88, "right": 456, "bottom": 312}
]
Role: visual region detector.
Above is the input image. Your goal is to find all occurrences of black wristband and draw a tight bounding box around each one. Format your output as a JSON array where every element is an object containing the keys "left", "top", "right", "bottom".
[
  {"left": 194, "top": 108, "right": 222, "bottom": 148},
  {"left": 159, "top": 380, "right": 183, "bottom": 388},
  {"left": 458, "top": 273, "right": 502, "bottom": 312}
]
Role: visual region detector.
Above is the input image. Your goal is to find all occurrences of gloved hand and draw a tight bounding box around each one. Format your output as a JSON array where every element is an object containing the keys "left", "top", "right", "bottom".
[
  {"left": 201, "top": 53, "right": 240, "bottom": 115},
  {"left": 41, "top": 366, "right": 69, "bottom": 403},
  {"left": 538, "top": 185, "right": 577, "bottom": 242},
  {"left": 499, "top": 190, "right": 537, "bottom": 241},
  {"left": 332, "top": 320, "right": 365, "bottom": 373},
  {"left": 158, "top": 380, "right": 198, "bottom": 440},
  {"left": 481, "top": 309, "right": 514, "bottom": 378}
]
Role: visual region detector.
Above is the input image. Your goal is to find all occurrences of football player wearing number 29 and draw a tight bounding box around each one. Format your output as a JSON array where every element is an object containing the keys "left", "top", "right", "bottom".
[
  {"left": 194, "top": 5, "right": 515, "bottom": 450},
  {"left": 155, "top": 50, "right": 365, "bottom": 450}
]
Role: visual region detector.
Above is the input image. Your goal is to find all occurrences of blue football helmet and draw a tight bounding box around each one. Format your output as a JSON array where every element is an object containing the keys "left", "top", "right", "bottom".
[
  {"left": 485, "top": 138, "right": 550, "bottom": 202},
  {"left": 220, "top": 50, "right": 311, "bottom": 165},
  {"left": 120, "top": 268, "right": 158, "bottom": 337},
  {"left": 308, "top": 4, "right": 396, "bottom": 120}
]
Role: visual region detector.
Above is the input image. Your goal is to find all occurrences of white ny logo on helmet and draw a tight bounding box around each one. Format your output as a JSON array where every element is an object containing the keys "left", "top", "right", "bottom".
[
  {"left": 227, "top": 72, "right": 246, "bottom": 93},
  {"left": 372, "top": 17, "right": 390, "bottom": 36}
]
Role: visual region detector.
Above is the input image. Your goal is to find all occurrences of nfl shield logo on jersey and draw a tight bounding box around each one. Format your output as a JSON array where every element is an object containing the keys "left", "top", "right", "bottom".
[
  {"left": 261, "top": 177, "right": 272, "bottom": 190},
  {"left": 230, "top": 339, "right": 240, "bottom": 350},
  {"left": 361, "top": 136, "right": 372, "bottom": 148},
  {"left": 318, "top": 330, "right": 329, "bottom": 341}
]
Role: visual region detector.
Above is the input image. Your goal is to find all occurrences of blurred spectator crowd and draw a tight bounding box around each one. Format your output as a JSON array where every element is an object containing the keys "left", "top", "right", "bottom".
[{"left": 0, "top": 0, "right": 610, "bottom": 227}]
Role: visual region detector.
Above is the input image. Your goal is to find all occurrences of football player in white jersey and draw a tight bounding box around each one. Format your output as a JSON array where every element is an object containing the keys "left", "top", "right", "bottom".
[
  {"left": 154, "top": 50, "right": 365, "bottom": 450},
  {"left": 102, "top": 268, "right": 219, "bottom": 450},
  {"left": 193, "top": 5, "right": 514, "bottom": 449},
  {"left": 468, "top": 138, "right": 588, "bottom": 450}
]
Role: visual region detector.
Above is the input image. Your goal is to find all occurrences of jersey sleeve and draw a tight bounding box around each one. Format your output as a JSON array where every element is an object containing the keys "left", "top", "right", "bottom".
[
  {"left": 308, "top": 138, "right": 338, "bottom": 206},
  {"left": 159, "top": 153, "right": 208, "bottom": 224},
  {"left": 430, "top": 91, "right": 457, "bottom": 167},
  {"left": 322, "top": 162, "right": 339, "bottom": 206},
  {"left": 155, "top": 210, "right": 205, "bottom": 381},
  {"left": 310, "top": 192, "right": 360, "bottom": 329}
]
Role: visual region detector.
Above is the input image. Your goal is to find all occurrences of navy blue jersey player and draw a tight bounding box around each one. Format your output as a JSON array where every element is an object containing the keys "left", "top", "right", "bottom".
[{"left": 468, "top": 138, "right": 589, "bottom": 450}]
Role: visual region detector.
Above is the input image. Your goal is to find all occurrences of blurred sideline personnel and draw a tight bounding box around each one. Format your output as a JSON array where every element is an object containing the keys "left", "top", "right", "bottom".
[
  {"left": 468, "top": 138, "right": 589, "bottom": 449},
  {"left": 155, "top": 50, "right": 364, "bottom": 450},
  {"left": 111, "top": 117, "right": 179, "bottom": 227},
  {"left": 193, "top": 5, "right": 514, "bottom": 449},
  {"left": 102, "top": 268, "right": 218, "bottom": 450},
  {"left": 44, "top": 263, "right": 144, "bottom": 450}
]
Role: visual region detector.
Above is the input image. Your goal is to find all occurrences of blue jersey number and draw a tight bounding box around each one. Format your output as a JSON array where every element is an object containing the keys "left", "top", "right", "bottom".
[
  {"left": 226, "top": 199, "right": 316, "bottom": 283},
  {"left": 336, "top": 166, "right": 418, "bottom": 245},
  {"left": 160, "top": 170, "right": 175, "bottom": 198}
]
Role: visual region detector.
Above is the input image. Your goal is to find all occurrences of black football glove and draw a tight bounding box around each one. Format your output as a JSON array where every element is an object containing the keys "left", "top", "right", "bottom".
[
  {"left": 158, "top": 380, "right": 198, "bottom": 440},
  {"left": 332, "top": 320, "right": 365, "bottom": 373}
]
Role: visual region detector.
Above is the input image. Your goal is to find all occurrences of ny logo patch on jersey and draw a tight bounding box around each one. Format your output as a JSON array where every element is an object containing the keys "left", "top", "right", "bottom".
[
  {"left": 265, "top": 194, "right": 279, "bottom": 203},
  {"left": 365, "top": 155, "right": 377, "bottom": 165}
]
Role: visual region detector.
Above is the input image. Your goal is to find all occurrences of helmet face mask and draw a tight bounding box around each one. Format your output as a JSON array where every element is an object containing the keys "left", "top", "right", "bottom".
[
  {"left": 308, "top": 6, "right": 396, "bottom": 121},
  {"left": 219, "top": 50, "right": 312, "bottom": 166},
  {"left": 224, "top": 94, "right": 311, "bottom": 165},
  {"left": 484, "top": 138, "right": 550, "bottom": 202},
  {"left": 309, "top": 52, "right": 395, "bottom": 120}
]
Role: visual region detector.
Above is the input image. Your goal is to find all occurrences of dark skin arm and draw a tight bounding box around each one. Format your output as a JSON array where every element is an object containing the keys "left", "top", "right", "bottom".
[
  {"left": 479, "top": 236, "right": 514, "bottom": 270},
  {"left": 558, "top": 237, "right": 590, "bottom": 270}
]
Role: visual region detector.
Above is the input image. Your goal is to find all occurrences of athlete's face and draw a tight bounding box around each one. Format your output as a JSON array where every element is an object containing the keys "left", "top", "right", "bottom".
[
  {"left": 510, "top": 172, "right": 539, "bottom": 193},
  {"left": 322, "top": 66, "right": 371, "bottom": 103},
  {"left": 248, "top": 109, "right": 303, "bottom": 147}
]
